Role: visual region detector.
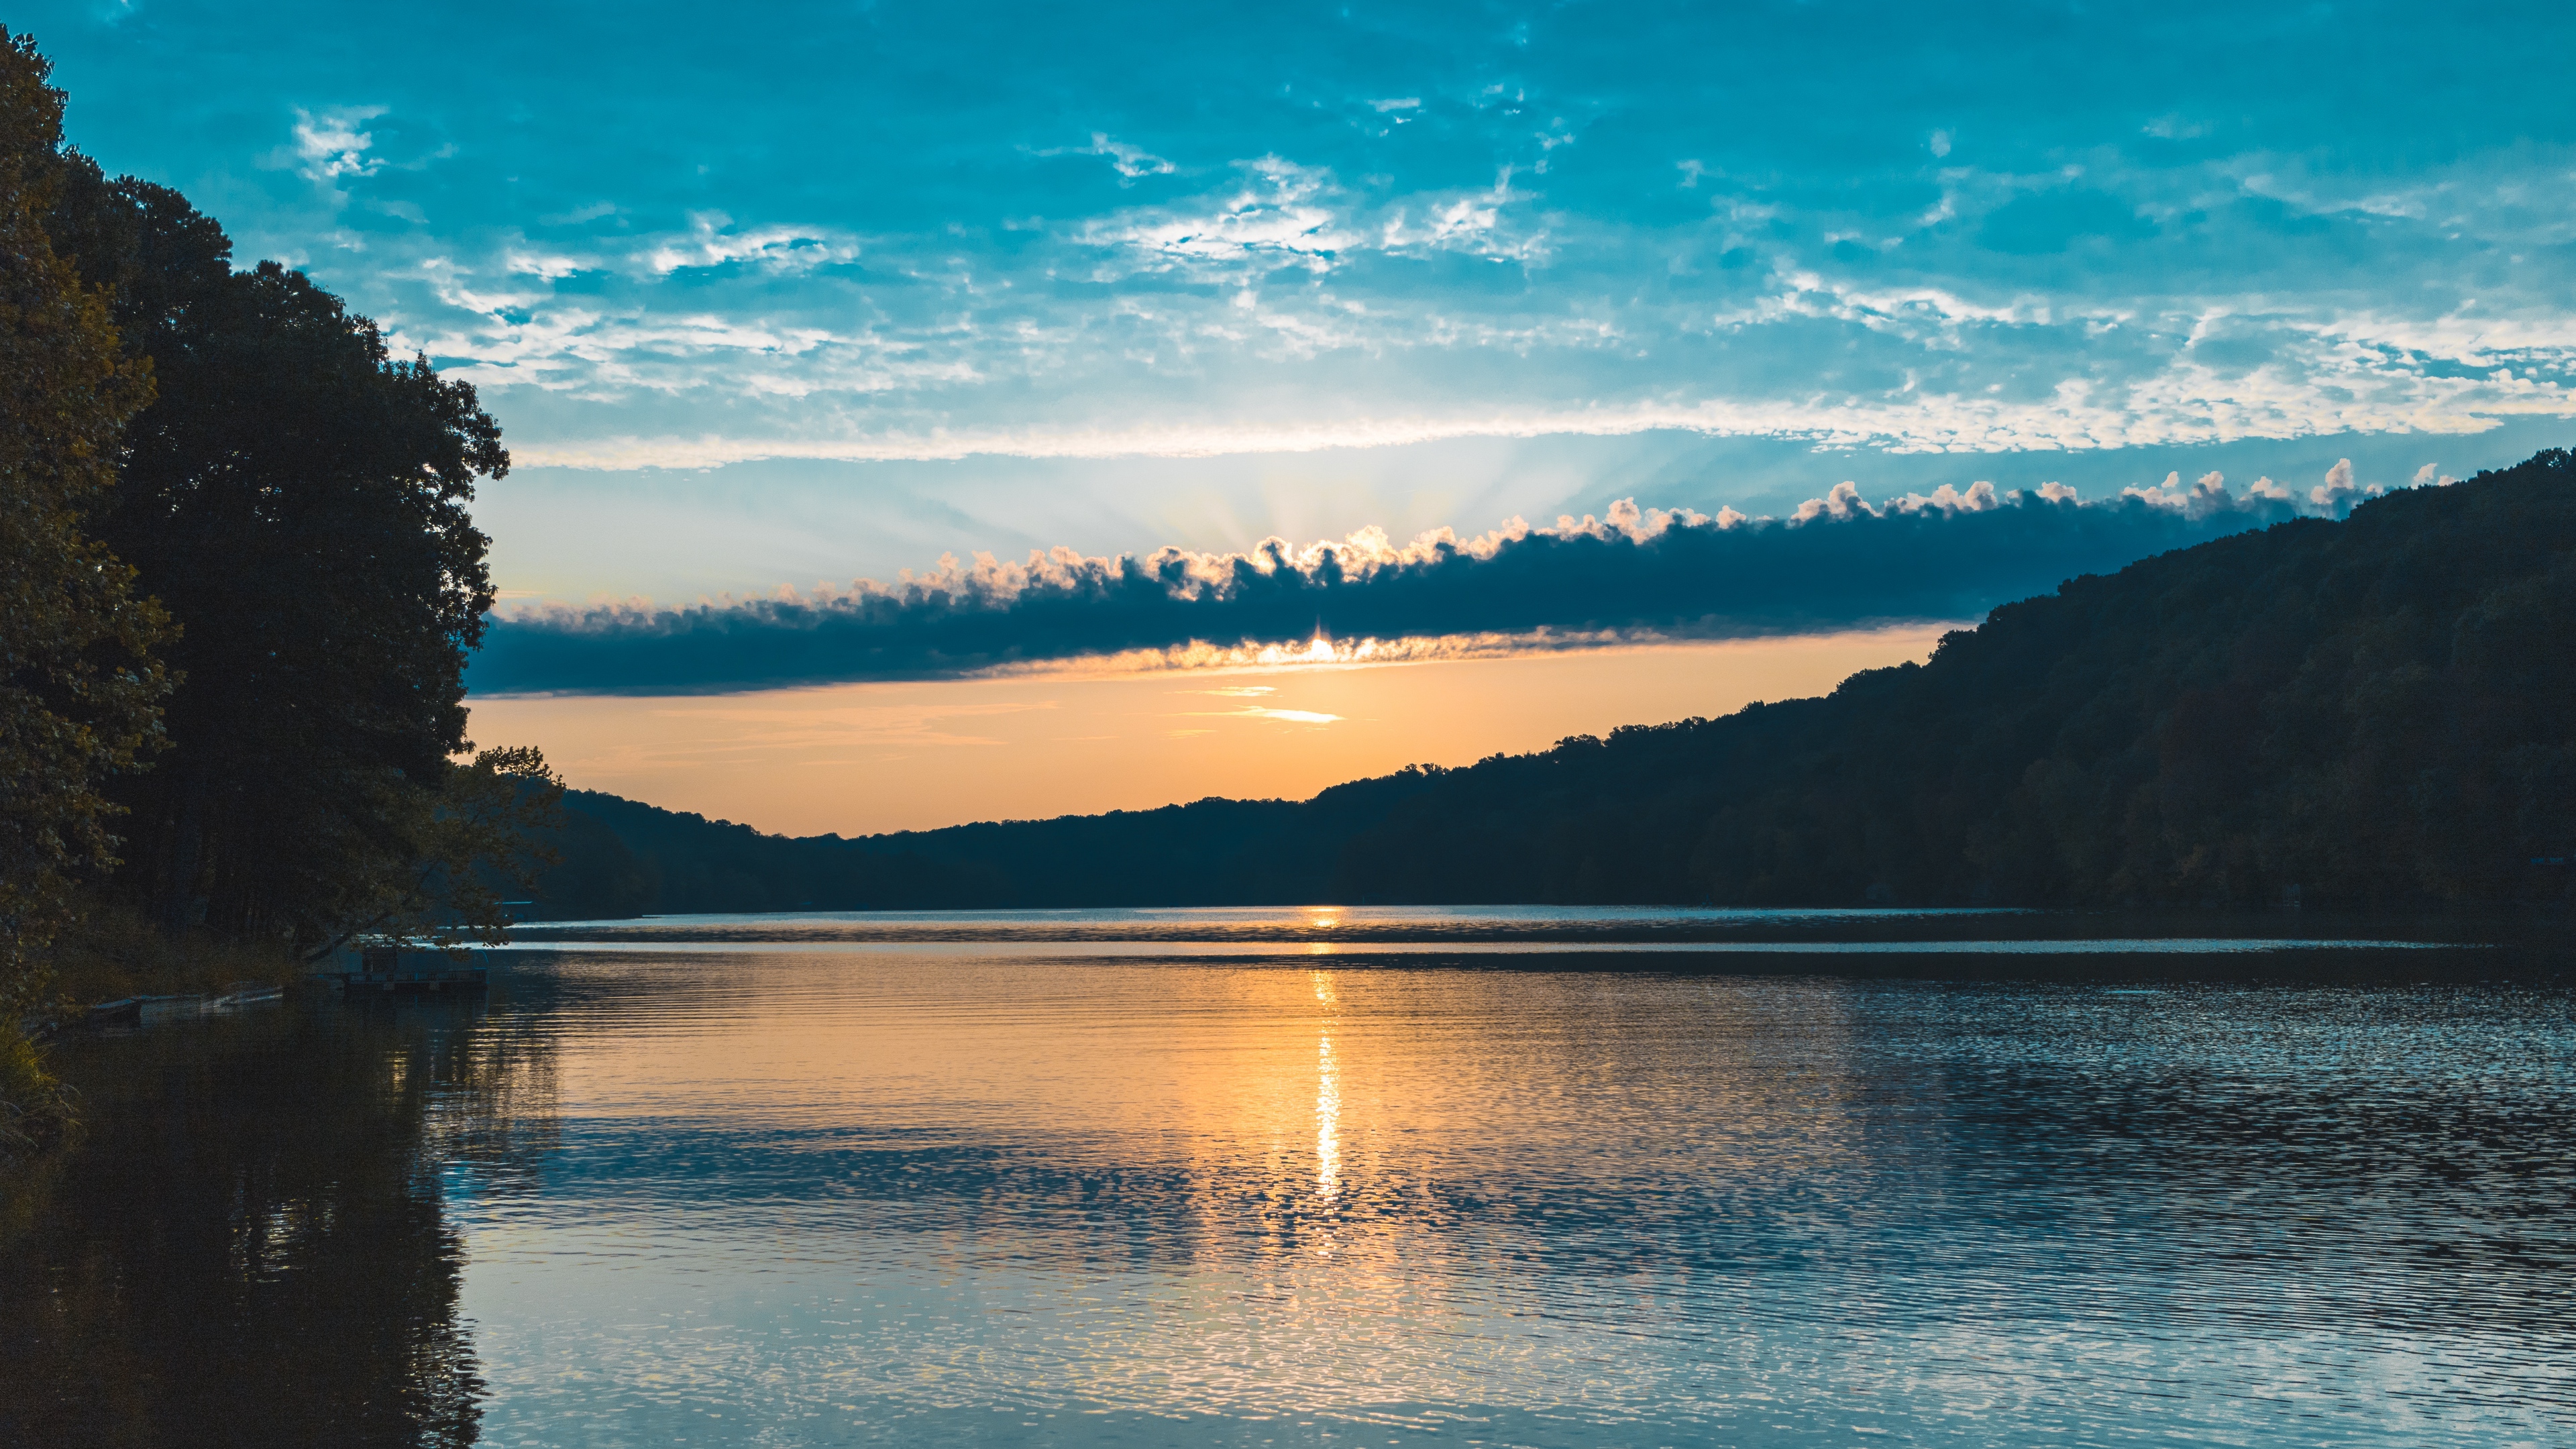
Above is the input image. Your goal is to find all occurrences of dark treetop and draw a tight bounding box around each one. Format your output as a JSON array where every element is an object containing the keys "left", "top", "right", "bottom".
[{"left": 45, "top": 155, "right": 532, "bottom": 954}]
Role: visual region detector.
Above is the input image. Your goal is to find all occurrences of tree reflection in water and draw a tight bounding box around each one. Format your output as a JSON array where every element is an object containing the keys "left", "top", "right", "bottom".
[{"left": 0, "top": 998, "right": 549, "bottom": 1448}]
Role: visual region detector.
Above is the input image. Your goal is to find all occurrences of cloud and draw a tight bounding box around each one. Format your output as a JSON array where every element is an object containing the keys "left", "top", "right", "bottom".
[
  {"left": 1086, "top": 156, "right": 1362, "bottom": 270},
  {"left": 144, "top": 5, "right": 2576, "bottom": 492},
  {"left": 332, "top": 130, "right": 2572, "bottom": 474},
  {"left": 468, "top": 463, "right": 2414, "bottom": 697},
  {"left": 448, "top": 239, "right": 2571, "bottom": 471},
  {"left": 290, "top": 106, "right": 388, "bottom": 183},
  {"left": 2310, "top": 457, "right": 2366, "bottom": 507},
  {"left": 1084, "top": 133, "right": 1175, "bottom": 180},
  {"left": 498, "top": 352, "right": 2573, "bottom": 468},
  {"left": 1030, "top": 133, "right": 1179, "bottom": 181},
  {"left": 641, "top": 213, "right": 861, "bottom": 274},
  {"left": 1193, "top": 705, "right": 1344, "bottom": 725},
  {"left": 1071, "top": 153, "right": 1552, "bottom": 284}
]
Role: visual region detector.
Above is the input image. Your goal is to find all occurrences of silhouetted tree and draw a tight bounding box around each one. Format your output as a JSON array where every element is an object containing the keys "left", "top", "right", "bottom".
[
  {"left": 312, "top": 745, "right": 566, "bottom": 959},
  {"left": 0, "top": 30, "right": 170, "bottom": 1022},
  {"left": 46, "top": 155, "right": 513, "bottom": 955}
]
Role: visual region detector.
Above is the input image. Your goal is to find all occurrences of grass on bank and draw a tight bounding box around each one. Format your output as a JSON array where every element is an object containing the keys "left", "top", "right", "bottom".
[
  {"left": 40, "top": 898, "right": 303, "bottom": 1011},
  {"left": 3, "top": 901, "right": 303, "bottom": 1167}
]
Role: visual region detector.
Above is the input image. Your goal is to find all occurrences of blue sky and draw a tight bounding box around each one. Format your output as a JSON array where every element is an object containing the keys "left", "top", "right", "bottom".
[{"left": 34, "top": 0, "right": 2576, "bottom": 615}]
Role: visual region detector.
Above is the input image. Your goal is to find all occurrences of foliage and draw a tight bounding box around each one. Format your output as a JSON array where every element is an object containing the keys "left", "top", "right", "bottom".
[
  {"left": 1334, "top": 449, "right": 2576, "bottom": 908},
  {"left": 523, "top": 778, "right": 1445, "bottom": 916},
  {"left": 0, "top": 30, "right": 170, "bottom": 1022},
  {"left": 0, "top": 1026, "right": 74, "bottom": 1166},
  {"left": 40, "top": 894, "right": 298, "bottom": 1007},
  {"left": 521, "top": 800, "right": 661, "bottom": 920},
  {"left": 529, "top": 451, "right": 2576, "bottom": 913},
  {"left": 311, "top": 745, "right": 566, "bottom": 960},
  {"left": 44, "top": 136, "right": 523, "bottom": 957}
]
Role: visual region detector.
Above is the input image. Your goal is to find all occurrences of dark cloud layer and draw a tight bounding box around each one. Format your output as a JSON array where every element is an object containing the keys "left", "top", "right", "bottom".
[{"left": 469, "top": 476, "right": 2371, "bottom": 696}]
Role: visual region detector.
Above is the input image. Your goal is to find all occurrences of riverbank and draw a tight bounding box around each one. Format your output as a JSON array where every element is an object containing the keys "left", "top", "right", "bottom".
[
  {"left": 36, "top": 902, "right": 301, "bottom": 1020},
  {"left": 1, "top": 902, "right": 305, "bottom": 1168}
]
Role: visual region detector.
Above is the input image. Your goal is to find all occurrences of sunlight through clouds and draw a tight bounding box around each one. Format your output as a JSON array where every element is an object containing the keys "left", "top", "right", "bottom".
[{"left": 470, "top": 464, "right": 2422, "bottom": 696}]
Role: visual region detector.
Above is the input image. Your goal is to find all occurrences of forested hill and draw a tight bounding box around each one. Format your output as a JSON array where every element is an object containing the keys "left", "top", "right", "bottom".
[
  {"left": 531, "top": 448, "right": 2576, "bottom": 916},
  {"left": 530, "top": 772, "right": 1448, "bottom": 918}
]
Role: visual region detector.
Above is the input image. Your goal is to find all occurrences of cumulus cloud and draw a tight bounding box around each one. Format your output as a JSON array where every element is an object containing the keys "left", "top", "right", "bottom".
[
  {"left": 468, "top": 463, "right": 2416, "bottom": 697},
  {"left": 291, "top": 106, "right": 388, "bottom": 182}
]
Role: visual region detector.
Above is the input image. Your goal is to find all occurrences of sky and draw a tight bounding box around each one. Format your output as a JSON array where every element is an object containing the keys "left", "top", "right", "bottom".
[{"left": 30, "top": 0, "right": 2576, "bottom": 833}]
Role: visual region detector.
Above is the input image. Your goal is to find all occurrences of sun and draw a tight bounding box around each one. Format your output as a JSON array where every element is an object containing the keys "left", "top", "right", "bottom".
[{"left": 1305, "top": 635, "right": 1335, "bottom": 662}]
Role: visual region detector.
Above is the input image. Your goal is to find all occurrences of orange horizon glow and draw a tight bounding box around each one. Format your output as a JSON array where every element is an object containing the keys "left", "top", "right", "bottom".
[{"left": 464, "top": 626, "right": 1953, "bottom": 838}]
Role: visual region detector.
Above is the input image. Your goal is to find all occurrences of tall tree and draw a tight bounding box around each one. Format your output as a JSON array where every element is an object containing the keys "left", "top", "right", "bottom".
[
  {"left": 49, "top": 159, "right": 513, "bottom": 956},
  {"left": 0, "top": 30, "right": 169, "bottom": 1016}
]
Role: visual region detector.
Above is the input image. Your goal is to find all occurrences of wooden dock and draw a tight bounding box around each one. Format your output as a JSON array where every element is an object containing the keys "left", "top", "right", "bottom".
[
  {"left": 327, "top": 965, "right": 488, "bottom": 996},
  {"left": 321, "top": 943, "right": 492, "bottom": 997}
]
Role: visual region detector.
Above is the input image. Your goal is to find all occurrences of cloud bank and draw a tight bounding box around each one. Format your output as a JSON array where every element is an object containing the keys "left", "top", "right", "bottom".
[{"left": 471, "top": 469, "right": 2390, "bottom": 697}]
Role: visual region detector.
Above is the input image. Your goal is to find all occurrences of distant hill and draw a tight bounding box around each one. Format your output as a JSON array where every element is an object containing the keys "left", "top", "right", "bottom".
[
  {"left": 527, "top": 448, "right": 2576, "bottom": 916},
  {"left": 528, "top": 777, "right": 1441, "bottom": 918}
]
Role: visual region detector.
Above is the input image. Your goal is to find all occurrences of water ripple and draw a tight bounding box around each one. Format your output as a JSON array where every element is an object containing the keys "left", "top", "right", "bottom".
[{"left": 415, "top": 930, "right": 2576, "bottom": 1446}]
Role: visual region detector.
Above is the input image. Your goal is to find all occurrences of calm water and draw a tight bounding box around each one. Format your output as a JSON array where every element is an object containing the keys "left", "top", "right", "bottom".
[{"left": 5, "top": 908, "right": 2573, "bottom": 1448}]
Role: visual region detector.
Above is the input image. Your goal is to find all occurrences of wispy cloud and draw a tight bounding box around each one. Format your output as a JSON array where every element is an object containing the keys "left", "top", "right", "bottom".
[
  {"left": 1085, "top": 157, "right": 1363, "bottom": 269},
  {"left": 639, "top": 212, "right": 862, "bottom": 275},
  {"left": 118, "top": 2, "right": 2576, "bottom": 492},
  {"left": 1082, "top": 133, "right": 1175, "bottom": 180},
  {"left": 1190, "top": 704, "right": 1344, "bottom": 725},
  {"left": 384, "top": 172, "right": 2573, "bottom": 472},
  {"left": 469, "top": 462, "right": 2423, "bottom": 697},
  {"left": 313, "top": 127, "right": 2573, "bottom": 475},
  {"left": 497, "top": 358, "right": 2572, "bottom": 468}
]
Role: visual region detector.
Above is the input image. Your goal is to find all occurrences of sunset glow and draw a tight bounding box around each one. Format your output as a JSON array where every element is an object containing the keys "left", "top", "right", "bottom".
[
  {"left": 15, "top": 4, "right": 2571, "bottom": 1441},
  {"left": 464, "top": 628, "right": 1949, "bottom": 835}
]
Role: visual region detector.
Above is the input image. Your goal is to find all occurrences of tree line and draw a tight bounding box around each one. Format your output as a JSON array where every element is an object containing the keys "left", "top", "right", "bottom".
[
  {"left": 529, "top": 447, "right": 2576, "bottom": 916},
  {"left": 2, "top": 30, "right": 551, "bottom": 1078}
]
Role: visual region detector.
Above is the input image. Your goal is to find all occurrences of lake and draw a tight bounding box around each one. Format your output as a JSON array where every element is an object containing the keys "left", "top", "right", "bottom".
[{"left": 5, "top": 907, "right": 2572, "bottom": 1447}]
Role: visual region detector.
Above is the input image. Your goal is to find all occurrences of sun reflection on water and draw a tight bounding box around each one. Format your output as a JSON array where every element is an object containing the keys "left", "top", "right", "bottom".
[
  {"left": 1312, "top": 970, "right": 1341, "bottom": 1207},
  {"left": 416, "top": 935, "right": 2576, "bottom": 1449},
  {"left": 1314, "top": 1031, "right": 1340, "bottom": 1205}
]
